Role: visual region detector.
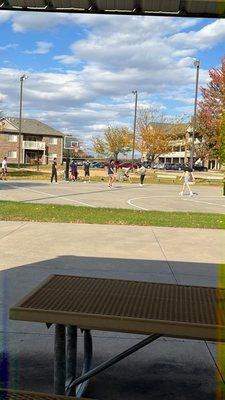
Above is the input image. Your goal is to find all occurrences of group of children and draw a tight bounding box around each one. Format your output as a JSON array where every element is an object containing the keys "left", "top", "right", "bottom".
[
  {"left": 51, "top": 158, "right": 91, "bottom": 183},
  {"left": 107, "top": 160, "right": 147, "bottom": 188},
  {"left": 1, "top": 155, "right": 194, "bottom": 196},
  {"left": 107, "top": 159, "right": 195, "bottom": 195}
]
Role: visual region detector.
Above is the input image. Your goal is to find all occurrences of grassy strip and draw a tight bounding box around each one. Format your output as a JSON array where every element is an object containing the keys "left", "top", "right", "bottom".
[
  {"left": 0, "top": 201, "right": 224, "bottom": 229},
  {"left": 5, "top": 168, "right": 224, "bottom": 186}
]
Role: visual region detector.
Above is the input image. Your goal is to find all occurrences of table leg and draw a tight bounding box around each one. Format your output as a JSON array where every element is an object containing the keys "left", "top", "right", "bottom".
[
  {"left": 54, "top": 324, "right": 66, "bottom": 395},
  {"left": 76, "top": 330, "right": 92, "bottom": 398},
  {"left": 66, "top": 326, "right": 77, "bottom": 396}
]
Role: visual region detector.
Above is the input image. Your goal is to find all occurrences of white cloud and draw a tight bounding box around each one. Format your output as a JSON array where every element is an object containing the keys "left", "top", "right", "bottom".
[
  {"left": 10, "top": 13, "right": 76, "bottom": 32},
  {"left": 169, "top": 19, "right": 225, "bottom": 50},
  {"left": 25, "top": 41, "right": 53, "bottom": 54},
  {"left": 53, "top": 54, "right": 80, "bottom": 65},
  {"left": 0, "top": 11, "right": 12, "bottom": 24},
  {"left": 53, "top": 15, "right": 209, "bottom": 99},
  {"left": 0, "top": 93, "right": 7, "bottom": 101},
  {"left": 73, "top": 14, "right": 199, "bottom": 36},
  {"left": 0, "top": 43, "right": 18, "bottom": 51},
  {"left": 0, "top": 14, "right": 223, "bottom": 146}
]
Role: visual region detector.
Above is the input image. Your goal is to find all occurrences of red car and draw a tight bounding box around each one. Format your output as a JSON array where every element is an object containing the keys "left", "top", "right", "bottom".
[{"left": 117, "top": 162, "right": 140, "bottom": 169}]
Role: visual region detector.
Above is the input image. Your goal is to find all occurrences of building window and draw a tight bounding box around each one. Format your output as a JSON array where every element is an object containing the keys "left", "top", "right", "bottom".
[
  {"left": 26, "top": 136, "right": 38, "bottom": 141},
  {"left": 8, "top": 151, "right": 17, "bottom": 158},
  {"left": 8, "top": 134, "right": 17, "bottom": 142},
  {"left": 49, "top": 137, "right": 57, "bottom": 145},
  {"left": 48, "top": 153, "right": 57, "bottom": 160}
]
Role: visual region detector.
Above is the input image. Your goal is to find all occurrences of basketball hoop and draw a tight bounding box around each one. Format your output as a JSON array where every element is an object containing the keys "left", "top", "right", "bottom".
[
  {"left": 64, "top": 136, "right": 79, "bottom": 151},
  {"left": 71, "top": 141, "right": 79, "bottom": 153}
]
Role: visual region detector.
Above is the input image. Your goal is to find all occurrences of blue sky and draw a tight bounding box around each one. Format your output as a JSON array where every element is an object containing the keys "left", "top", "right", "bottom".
[{"left": 0, "top": 12, "right": 225, "bottom": 149}]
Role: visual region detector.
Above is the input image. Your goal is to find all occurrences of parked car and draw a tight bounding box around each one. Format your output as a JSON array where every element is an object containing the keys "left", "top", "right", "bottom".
[
  {"left": 193, "top": 164, "right": 208, "bottom": 172},
  {"left": 117, "top": 162, "right": 140, "bottom": 169},
  {"left": 153, "top": 163, "right": 164, "bottom": 169},
  {"left": 164, "top": 163, "right": 185, "bottom": 171},
  {"left": 77, "top": 160, "right": 84, "bottom": 166},
  {"left": 143, "top": 161, "right": 152, "bottom": 169},
  {"left": 164, "top": 163, "right": 174, "bottom": 170},
  {"left": 173, "top": 163, "right": 185, "bottom": 171},
  {"left": 90, "top": 162, "right": 105, "bottom": 168}
]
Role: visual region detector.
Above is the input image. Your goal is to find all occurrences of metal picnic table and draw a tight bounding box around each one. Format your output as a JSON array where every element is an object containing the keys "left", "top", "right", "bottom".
[{"left": 9, "top": 274, "right": 225, "bottom": 398}]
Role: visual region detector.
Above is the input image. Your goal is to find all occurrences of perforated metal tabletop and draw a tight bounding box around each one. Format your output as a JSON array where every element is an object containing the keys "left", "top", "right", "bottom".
[{"left": 10, "top": 275, "right": 225, "bottom": 341}]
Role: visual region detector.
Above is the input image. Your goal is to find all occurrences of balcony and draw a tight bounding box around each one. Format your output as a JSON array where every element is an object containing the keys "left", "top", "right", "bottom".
[
  {"left": 163, "top": 151, "right": 188, "bottom": 158},
  {"left": 23, "top": 141, "right": 45, "bottom": 150}
]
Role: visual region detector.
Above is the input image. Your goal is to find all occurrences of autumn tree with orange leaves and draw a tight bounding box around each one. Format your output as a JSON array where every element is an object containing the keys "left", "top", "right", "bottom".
[
  {"left": 136, "top": 107, "right": 185, "bottom": 164},
  {"left": 197, "top": 56, "right": 225, "bottom": 165},
  {"left": 92, "top": 126, "right": 132, "bottom": 161}
]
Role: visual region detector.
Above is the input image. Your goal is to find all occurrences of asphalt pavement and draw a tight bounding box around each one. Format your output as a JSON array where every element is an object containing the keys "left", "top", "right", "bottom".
[{"left": 0, "top": 180, "right": 224, "bottom": 214}]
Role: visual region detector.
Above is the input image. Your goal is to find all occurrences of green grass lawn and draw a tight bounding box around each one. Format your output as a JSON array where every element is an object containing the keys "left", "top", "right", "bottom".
[
  {"left": 9, "top": 169, "right": 49, "bottom": 180},
  {"left": 0, "top": 201, "right": 224, "bottom": 229}
]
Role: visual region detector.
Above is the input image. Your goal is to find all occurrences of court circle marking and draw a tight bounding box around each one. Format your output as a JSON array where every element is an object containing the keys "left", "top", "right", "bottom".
[{"left": 127, "top": 195, "right": 225, "bottom": 211}]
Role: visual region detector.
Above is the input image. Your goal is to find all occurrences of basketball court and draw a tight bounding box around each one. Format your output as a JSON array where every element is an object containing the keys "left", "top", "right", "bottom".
[{"left": 0, "top": 180, "right": 224, "bottom": 214}]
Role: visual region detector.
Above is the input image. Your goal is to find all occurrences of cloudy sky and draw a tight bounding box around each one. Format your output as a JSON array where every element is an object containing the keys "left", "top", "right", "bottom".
[{"left": 0, "top": 12, "right": 225, "bottom": 148}]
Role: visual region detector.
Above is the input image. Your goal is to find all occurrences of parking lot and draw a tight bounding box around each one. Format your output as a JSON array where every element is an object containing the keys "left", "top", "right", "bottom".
[{"left": 0, "top": 180, "right": 224, "bottom": 214}]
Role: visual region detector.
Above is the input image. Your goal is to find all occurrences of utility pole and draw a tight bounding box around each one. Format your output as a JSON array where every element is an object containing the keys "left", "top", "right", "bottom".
[
  {"left": 131, "top": 90, "right": 138, "bottom": 170},
  {"left": 18, "top": 74, "right": 28, "bottom": 169},
  {"left": 190, "top": 59, "right": 200, "bottom": 169}
]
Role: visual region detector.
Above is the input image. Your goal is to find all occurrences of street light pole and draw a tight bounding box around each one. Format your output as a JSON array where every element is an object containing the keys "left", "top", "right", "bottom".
[
  {"left": 131, "top": 90, "right": 138, "bottom": 170},
  {"left": 18, "top": 74, "right": 28, "bottom": 169},
  {"left": 190, "top": 59, "right": 200, "bottom": 169}
]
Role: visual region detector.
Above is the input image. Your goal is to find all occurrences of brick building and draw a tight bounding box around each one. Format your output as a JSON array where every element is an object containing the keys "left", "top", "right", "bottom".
[{"left": 0, "top": 117, "right": 64, "bottom": 165}]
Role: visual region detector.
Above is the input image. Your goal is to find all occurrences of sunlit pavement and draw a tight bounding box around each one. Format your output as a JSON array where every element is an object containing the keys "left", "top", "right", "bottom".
[{"left": 0, "top": 220, "right": 224, "bottom": 399}]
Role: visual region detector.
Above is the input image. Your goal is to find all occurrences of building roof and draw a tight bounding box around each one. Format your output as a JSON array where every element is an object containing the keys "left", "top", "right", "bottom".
[
  {"left": 4, "top": 117, "right": 64, "bottom": 137},
  {"left": 0, "top": 0, "right": 224, "bottom": 18}
]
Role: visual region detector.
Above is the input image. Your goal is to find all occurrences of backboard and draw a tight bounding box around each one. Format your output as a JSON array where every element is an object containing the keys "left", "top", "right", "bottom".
[{"left": 64, "top": 136, "right": 79, "bottom": 151}]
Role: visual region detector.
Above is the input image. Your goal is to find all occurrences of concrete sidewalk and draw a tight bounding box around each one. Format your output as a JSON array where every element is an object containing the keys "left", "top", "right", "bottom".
[{"left": 0, "top": 221, "right": 225, "bottom": 399}]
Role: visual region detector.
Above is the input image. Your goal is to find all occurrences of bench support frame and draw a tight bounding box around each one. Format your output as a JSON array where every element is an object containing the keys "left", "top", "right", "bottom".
[
  {"left": 54, "top": 324, "right": 66, "bottom": 395},
  {"left": 54, "top": 323, "right": 160, "bottom": 398}
]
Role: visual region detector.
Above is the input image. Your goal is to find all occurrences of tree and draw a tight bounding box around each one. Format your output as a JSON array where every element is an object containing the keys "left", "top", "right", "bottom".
[
  {"left": 194, "top": 138, "right": 210, "bottom": 166},
  {"left": 219, "top": 113, "right": 225, "bottom": 166},
  {"left": 136, "top": 107, "right": 185, "bottom": 163},
  {"left": 0, "top": 101, "right": 5, "bottom": 129},
  {"left": 92, "top": 126, "right": 132, "bottom": 161},
  {"left": 71, "top": 148, "right": 89, "bottom": 159},
  {"left": 197, "top": 56, "right": 225, "bottom": 163}
]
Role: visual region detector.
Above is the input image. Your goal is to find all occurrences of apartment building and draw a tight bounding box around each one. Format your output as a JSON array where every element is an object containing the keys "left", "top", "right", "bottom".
[
  {"left": 0, "top": 117, "right": 64, "bottom": 164},
  {"left": 142, "top": 124, "right": 220, "bottom": 169},
  {"left": 158, "top": 133, "right": 195, "bottom": 165},
  {"left": 158, "top": 132, "right": 220, "bottom": 169}
]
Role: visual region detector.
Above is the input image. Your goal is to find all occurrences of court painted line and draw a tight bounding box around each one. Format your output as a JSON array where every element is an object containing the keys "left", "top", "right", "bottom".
[
  {"left": 127, "top": 197, "right": 150, "bottom": 210},
  {"left": 183, "top": 198, "right": 225, "bottom": 209},
  {"left": 127, "top": 195, "right": 225, "bottom": 211},
  {"left": 127, "top": 195, "right": 197, "bottom": 211},
  {"left": 4, "top": 182, "right": 95, "bottom": 208}
]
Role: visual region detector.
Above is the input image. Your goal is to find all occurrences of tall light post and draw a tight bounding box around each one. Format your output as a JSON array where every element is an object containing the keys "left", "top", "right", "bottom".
[
  {"left": 18, "top": 74, "right": 28, "bottom": 168},
  {"left": 131, "top": 90, "right": 138, "bottom": 170},
  {"left": 190, "top": 59, "right": 200, "bottom": 169}
]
